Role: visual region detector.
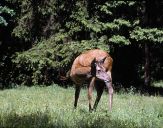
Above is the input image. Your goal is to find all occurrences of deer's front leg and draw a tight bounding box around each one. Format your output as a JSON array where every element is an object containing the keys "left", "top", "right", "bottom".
[
  {"left": 106, "top": 81, "right": 113, "bottom": 111},
  {"left": 93, "top": 82, "right": 104, "bottom": 110},
  {"left": 105, "top": 71, "right": 113, "bottom": 111},
  {"left": 88, "top": 77, "right": 95, "bottom": 111}
]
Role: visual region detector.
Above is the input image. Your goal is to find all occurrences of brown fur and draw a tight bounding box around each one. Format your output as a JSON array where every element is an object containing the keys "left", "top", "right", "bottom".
[{"left": 70, "top": 49, "right": 113, "bottom": 111}]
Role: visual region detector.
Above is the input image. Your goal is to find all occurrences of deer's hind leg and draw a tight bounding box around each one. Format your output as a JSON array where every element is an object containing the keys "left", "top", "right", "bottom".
[{"left": 74, "top": 85, "right": 81, "bottom": 109}]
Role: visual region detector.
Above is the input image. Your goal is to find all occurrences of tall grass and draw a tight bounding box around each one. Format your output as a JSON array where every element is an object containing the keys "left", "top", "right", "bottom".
[{"left": 0, "top": 85, "right": 163, "bottom": 128}]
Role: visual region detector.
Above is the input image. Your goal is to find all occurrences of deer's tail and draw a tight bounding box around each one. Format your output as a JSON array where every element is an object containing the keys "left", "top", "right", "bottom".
[{"left": 59, "top": 70, "right": 70, "bottom": 81}]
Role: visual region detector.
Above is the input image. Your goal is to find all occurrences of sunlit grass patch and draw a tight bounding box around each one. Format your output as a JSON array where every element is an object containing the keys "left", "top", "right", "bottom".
[
  {"left": 152, "top": 80, "right": 163, "bottom": 88},
  {"left": 0, "top": 85, "right": 163, "bottom": 128}
]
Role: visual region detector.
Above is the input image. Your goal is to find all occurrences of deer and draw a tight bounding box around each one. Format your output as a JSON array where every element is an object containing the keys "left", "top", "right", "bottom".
[{"left": 70, "top": 49, "right": 113, "bottom": 111}]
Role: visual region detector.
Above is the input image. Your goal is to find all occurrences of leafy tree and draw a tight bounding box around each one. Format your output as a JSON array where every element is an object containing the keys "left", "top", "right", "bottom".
[
  {"left": 12, "top": 1, "right": 134, "bottom": 85},
  {"left": 1, "top": 0, "right": 163, "bottom": 87},
  {"left": 130, "top": 1, "right": 163, "bottom": 86},
  {"left": 0, "top": 5, "right": 15, "bottom": 26}
]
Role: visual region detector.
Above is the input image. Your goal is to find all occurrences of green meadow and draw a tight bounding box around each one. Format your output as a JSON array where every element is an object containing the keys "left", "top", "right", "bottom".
[{"left": 0, "top": 85, "right": 163, "bottom": 128}]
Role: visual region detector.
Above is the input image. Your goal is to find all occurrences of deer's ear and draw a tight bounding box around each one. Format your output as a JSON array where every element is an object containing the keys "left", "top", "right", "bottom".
[{"left": 99, "top": 57, "right": 107, "bottom": 64}]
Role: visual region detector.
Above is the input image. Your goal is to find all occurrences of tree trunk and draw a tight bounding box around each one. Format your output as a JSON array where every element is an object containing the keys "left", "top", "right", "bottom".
[{"left": 144, "top": 42, "right": 150, "bottom": 86}]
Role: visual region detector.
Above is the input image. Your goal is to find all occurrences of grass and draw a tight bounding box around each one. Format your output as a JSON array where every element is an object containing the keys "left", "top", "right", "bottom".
[
  {"left": 0, "top": 85, "right": 163, "bottom": 128},
  {"left": 152, "top": 80, "right": 163, "bottom": 88}
]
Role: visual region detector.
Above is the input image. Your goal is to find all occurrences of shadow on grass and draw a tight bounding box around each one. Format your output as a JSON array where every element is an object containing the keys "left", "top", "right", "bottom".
[
  {"left": 0, "top": 111, "right": 148, "bottom": 128},
  {"left": 0, "top": 112, "right": 51, "bottom": 128},
  {"left": 114, "top": 82, "right": 163, "bottom": 96},
  {"left": 71, "top": 113, "right": 141, "bottom": 128},
  {"left": 0, "top": 106, "right": 159, "bottom": 128},
  {"left": 0, "top": 112, "right": 74, "bottom": 128},
  {"left": 140, "top": 85, "right": 163, "bottom": 96}
]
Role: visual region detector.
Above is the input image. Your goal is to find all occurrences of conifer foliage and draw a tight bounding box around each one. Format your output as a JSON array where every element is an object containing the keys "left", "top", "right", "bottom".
[{"left": 1, "top": 1, "right": 163, "bottom": 86}]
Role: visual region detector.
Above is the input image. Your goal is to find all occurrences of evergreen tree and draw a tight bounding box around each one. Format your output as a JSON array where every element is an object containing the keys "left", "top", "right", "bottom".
[{"left": 1, "top": 1, "right": 163, "bottom": 87}]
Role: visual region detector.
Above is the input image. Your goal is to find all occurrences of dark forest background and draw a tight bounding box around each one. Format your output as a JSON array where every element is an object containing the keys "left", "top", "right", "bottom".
[{"left": 0, "top": 1, "right": 163, "bottom": 91}]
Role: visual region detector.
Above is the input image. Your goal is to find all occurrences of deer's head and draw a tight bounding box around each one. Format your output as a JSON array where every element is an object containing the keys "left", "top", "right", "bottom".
[{"left": 91, "top": 57, "right": 111, "bottom": 83}]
